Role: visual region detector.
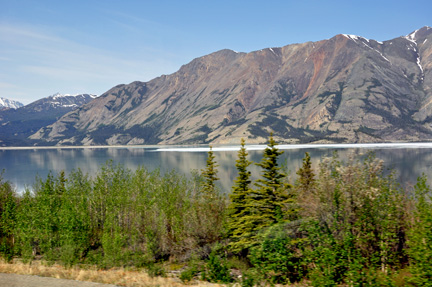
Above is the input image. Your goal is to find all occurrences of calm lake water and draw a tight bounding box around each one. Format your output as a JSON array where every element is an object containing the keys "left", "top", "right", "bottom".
[{"left": 2, "top": 143, "right": 432, "bottom": 193}]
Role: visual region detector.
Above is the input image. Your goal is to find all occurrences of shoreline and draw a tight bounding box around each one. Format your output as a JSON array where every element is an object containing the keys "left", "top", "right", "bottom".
[{"left": 2, "top": 142, "right": 432, "bottom": 152}]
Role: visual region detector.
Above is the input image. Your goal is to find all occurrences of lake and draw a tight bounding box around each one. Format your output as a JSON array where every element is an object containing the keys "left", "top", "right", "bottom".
[{"left": 2, "top": 143, "right": 432, "bottom": 193}]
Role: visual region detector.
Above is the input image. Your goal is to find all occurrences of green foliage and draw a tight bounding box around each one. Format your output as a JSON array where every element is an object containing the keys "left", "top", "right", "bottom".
[
  {"left": 253, "top": 133, "right": 291, "bottom": 228},
  {"left": 249, "top": 222, "right": 305, "bottom": 284},
  {"left": 407, "top": 174, "right": 432, "bottom": 286},
  {"left": 180, "top": 264, "right": 201, "bottom": 283},
  {"left": 11, "top": 161, "right": 226, "bottom": 269},
  {"left": 227, "top": 135, "right": 293, "bottom": 254},
  {"left": 231, "top": 138, "right": 252, "bottom": 196},
  {"left": 146, "top": 263, "right": 167, "bottom": 278},
  {"left": 14, "top": 172, "right": 69, "bottom": 262},
  {"left": 6, "top": 146, "right": 432, "bottom": 285},
  {"left": 300, "top": 152, "right": 408, "bottom": 285},
  {"left": 240, "top": 268, "right": 261, "bottom": 287},
  {"left": 227, "top": 138, "right": 254, "bottom": 253},
  {"left": 0, "top": 173, "right": 17, "bottom": 261},
  {"left": 195, "top": 149, "right": 226, "bottom": 245},
  {"left": 295, "top": 152, "right": 315, "bottom": 193},
  {"left": 58, "top": 169, "right": 92, "bottom": 267},
  {"left": 200, "top": 146, "right": 220, "bottom": 195},
  {"left": 204, "top": 253, "right": 233, "bottom": 283}
]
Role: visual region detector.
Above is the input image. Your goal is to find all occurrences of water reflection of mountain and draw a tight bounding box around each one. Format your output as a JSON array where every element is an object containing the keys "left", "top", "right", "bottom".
[{"left": 2, "top": 146, "right": 432, "bottom": 193}]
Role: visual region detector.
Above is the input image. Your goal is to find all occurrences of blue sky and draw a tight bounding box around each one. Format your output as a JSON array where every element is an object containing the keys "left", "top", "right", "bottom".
[{"left": 1, "top": 0, "right": 431, "bottom": 104}]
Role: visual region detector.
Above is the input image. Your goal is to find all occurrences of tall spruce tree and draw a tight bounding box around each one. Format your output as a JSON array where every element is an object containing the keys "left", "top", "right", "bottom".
[
  {"left": 201, "top": 146, "right": 219, "bottom": 196},
  {"left": 253, "top": 133, "right": 290, "bottom": 226},
  {"left": 198, "top": 146, "right": 226, "bottom": 243},
  {"left": 296, "top": 152, "right": 315, "bottom": 193},
  {"left": 227, "top": 138, "right": 254, "bottom": 253}
]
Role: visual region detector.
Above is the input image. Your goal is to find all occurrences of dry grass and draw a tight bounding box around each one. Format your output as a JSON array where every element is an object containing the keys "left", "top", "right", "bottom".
[{"left": 0, "top": 259, "right": 226, "bottom": 287}]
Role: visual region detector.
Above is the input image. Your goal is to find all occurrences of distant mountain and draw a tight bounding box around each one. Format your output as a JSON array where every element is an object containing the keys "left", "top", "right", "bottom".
[
  {"left": 0, "top": 93, "right": 96, "bottom": 146},
  {"left": 30, "top": 26, "right": 432, "bottom": 146},
  {"left": 0, "top": 97, "right": 24, "bottom": 110},
  {"left": 29, "top": 93, "right": 97, "bottom": 111}
]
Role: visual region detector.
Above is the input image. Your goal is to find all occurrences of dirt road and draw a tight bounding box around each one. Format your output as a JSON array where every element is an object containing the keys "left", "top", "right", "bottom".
[{"left": 0, "top": 273, "right": 118, "bottom": 287}]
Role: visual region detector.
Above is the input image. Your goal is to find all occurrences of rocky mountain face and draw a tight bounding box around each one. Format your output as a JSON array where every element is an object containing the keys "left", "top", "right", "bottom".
[
  {"left": 0, "top": 93, "right": 96, "bottom": 146},
  {"left": 0, "top": 97, "right": 24, "bottom": 110},
  {"left": 31, "top": 26, "right": 432, "bottom": 146}
]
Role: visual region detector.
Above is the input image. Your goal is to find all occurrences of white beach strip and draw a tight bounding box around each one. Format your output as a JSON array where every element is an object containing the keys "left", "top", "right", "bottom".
[{"left": 155, "top": 142, "right": 432, "bottom": 152}]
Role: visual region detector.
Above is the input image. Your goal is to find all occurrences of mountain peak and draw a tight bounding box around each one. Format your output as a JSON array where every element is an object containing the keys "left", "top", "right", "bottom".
[
  {"left": 0, "top": 97, "right": 24, "bottom": 110},
  {"left": 26, "top": 93, "right": 97, "bottom": 112},
  {"left": 405, "top": 26, "right": 432, "bottom": 42},
  {"left": 51, "top": 93, "right": 97, "bottom": 99}
]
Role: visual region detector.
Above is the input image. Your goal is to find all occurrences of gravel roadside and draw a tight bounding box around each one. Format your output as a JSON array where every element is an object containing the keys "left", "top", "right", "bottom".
[{"left": 0, "top": 273, "right": 118, "bottom": 287}]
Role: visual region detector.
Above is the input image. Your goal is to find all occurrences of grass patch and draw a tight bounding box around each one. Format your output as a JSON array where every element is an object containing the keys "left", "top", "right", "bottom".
[{"left": 0, "top": 259, "right": 194, "bottom": 286}]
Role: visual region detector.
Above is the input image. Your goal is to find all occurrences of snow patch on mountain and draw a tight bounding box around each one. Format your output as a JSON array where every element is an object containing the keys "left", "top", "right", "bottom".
[
  {"left": 407, "top": 29, "right": 419, "bottom": 42},
  {"left": 47, "top": 93, "right": 97, "bottom": 108},
  {"left": 23, "top": 93, "right": 98, "bottom": 113},
  {"left": 343, "top": 34, "right": 390, "bottom": 63},
  {"left": 343, "top": 34, "right": 372, "bottom": 43},
  {"left": 0, "top": 97, "right": 24, "bottom": 110},
  {"left": 51, "top": 92, "right": 97, "bottom": 100},
  {"left": 400, "top": 32, "right": 425, "bottom": 79}
]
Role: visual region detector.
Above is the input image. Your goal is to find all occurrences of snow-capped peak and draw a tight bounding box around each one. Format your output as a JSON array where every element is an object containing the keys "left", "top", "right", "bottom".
[
  {"left": 406, "top": 29, "right": 419, "bottom": 42},
  {"left": 342, "top": 34, "right": 390, "bottom": 63},
  {"left": 51, "top": 92, "right": 97, "bottom": 100},
  {"left": 28, "top": 93, "right": 97, "bottom": 112},
  {"left": 342, "top": 34, "right": 371, "bottom": 43},
  {"left": 0, "top": 97, "right": 24, "bottom": 110},
  {"left": 403, "top": 26, "right": 432, "bottom": 44}
]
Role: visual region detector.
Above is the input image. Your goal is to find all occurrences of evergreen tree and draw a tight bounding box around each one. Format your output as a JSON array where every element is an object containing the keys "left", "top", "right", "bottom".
[
  {"left": 253, "top": 133, "right": 290, "bottom": 225},
  {"left": 227, "top": 138, "right": 253, "bottom": 253},
  {"left": 224, "top": 133, "right": 293, "bottom": 254},
  {"left": 296, "top": 152, "right": 315, "bottom": 193},
  {"left": 197, "top": 146, "right": 225, "bottom": 243},
  {"left": 201, "top": 146, "right": 220, "bottom": 196}
]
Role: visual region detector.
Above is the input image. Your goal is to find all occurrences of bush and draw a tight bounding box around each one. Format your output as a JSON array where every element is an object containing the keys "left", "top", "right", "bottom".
[
  {"left": 241, "top": 268, "right": 261, "bottom": 287},
  {"left": 204, "top": 253, "right": 233, "bottom": 283},
  {"left": 249, "top": 222, "right": 305, "bottom": 284},
  {"left": 180, "top": 265, "right": 200, "bottom": 283},
  {"left": 146, "top": 263, "right": 166, "bottom": 278}
]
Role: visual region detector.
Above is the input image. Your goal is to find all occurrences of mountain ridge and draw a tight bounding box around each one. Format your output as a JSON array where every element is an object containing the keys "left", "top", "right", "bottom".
[
  {"left": 0, "top": 97, "right": 24, "bottom": 110},
  {"left": 25, "top": 26, "right": 432, "bottom": 146},
  {"left": 0, "top": 93, "right": 96, "bottom": 146}
]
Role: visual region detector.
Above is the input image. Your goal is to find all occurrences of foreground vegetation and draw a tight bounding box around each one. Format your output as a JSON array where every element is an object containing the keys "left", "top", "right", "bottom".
[{"left": 1, "top": 136, "right": 432, "bottom": 286}]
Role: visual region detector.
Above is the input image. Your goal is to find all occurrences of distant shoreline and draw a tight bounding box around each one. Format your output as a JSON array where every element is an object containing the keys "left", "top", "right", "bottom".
[
  {"left": 0, "top": 145, "right": 161, "bottom": 150},
  {"left": 2, "top": 142, "right": 432, "bottom": 152}
]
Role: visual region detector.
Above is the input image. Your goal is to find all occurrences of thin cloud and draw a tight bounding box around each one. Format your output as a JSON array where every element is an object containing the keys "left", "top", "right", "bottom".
[
  {"left": 0, "top": 22, "right": 180, "bottom": 102},
  {"left": 0, "top": 82, "right": 17, "bottom": 89}
]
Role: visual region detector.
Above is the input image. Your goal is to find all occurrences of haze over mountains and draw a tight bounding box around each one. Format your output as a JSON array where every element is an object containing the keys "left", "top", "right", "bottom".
[{"left": 4, "top": 26, "right": 432, "bottom": 146}]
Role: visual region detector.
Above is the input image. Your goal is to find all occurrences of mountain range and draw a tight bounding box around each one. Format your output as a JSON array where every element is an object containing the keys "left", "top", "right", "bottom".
[
  {"left": 0, "top": 97, "right": 24, "bottom": 110},
  {"left": 8, "top": 26, "right": 432, "bottom": 146},
  {"left": 0, "top": 94, "right": 96, "bottom": 146}
]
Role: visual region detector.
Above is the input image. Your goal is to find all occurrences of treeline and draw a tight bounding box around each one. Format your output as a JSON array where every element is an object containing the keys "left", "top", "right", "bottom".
[{"left": 1, "top": 135, "right": 432, "bottom": 286}]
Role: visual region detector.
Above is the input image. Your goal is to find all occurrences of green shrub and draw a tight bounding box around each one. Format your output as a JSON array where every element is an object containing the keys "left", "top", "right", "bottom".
[
  {"left": 249, "top": 222, "right": 305, "bottom": 284},
  {"left": 146, "top": 263, "right": 166, "bottom": 278},
  {"left": 180, "top": 265, "right": 200, "bottom": 283},
  {"left": 241, "top": 268, "right": 261, "bottom": 287},
  {"left": 205, "top": 253, "right": 233, "bottom": 283},
  {"left": 407, "top": 174, "right": 432, "bottom": 286}
]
